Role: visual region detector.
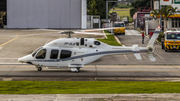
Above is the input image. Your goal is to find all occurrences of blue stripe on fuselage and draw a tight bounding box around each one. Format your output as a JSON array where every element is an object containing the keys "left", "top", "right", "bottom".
[{"left": 31, "top": 50, "right": 140, "bottom": 62}]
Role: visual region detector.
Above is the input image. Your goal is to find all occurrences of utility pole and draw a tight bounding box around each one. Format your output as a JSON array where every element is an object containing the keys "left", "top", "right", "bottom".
[
  {"left": 153, "top": 0, "right": 154, "bottom": 9},
  {"left": 150, "top": 0, "right": 152, "bottom": 9}
]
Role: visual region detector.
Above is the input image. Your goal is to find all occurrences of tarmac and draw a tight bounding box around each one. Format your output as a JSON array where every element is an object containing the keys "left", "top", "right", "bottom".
[
  {"left": 0, "top": 28, "right": 180, "bottom": 101},
  {"left": 1, "top": 94, "right": 180, "bottom": 101}
]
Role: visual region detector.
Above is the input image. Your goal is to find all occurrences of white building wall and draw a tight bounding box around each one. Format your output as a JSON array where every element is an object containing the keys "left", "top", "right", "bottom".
[{"left": 7, "top": 0, "right": 87, "bottom": 29}]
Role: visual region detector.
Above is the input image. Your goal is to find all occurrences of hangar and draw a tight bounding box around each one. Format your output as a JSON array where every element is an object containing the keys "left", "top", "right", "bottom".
[{"left": 6, "top": 0, "right": 87, "bottom": 29}]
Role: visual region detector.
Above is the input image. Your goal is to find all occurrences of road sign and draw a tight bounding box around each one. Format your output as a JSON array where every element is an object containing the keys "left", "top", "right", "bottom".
[
  {"left": 174, "top": 0, "right": 180, "bottom": 4},
  {"left": 160, "top": 0, "right": 172, "bottom": 5}
]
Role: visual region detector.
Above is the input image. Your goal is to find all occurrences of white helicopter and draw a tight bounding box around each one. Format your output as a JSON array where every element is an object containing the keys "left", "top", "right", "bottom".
[{"left": 18, "top": 28, "right": 161, "bottom": 73}]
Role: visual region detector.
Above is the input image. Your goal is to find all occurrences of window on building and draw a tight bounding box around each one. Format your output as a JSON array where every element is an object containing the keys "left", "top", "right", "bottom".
[
  {"left": 50, "top": 50, "right": 59, "bottom": 59},
  {"left": 60, "top": 50, "right": 72, "bottom": 59},
  {"left": 36, "top": 49, "right": 46, "bottom": 59},
  {"left": 172, "top": 18, "right": 180, "bottom": 28}
]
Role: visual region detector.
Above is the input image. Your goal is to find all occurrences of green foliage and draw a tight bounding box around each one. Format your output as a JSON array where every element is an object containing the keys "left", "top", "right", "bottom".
[
  {"left": 159, "top": 5, "right": 177, "bottom": 19},
  {"left": 130, "top": 0, "right": 150, "bottom": 17},
  {"left": 97, "top": 30, "right": 122, "bottom": 46},
  {"left": 157, "top": 33, "right": 164, "bottom": 42},
  {"left": 150, "top": 9, "right": 160, "bottom": 19},
  {"left": 87, "top": 0, "right": 118, "bottom": 19},
  {"left": 116, "top": 4, "right": 131, "bottom": 8},
  {"left": 88, "top": 0, "right": 99, "bottom": 15},
  {"left": 1, "top": 81, "right": 180, "bottom": 94},
  {"left": 152, "top": 6, "right": 177, "bottom": 30},
  {"left": 110, "top": 10, "right": 133, "bottom": 23}
]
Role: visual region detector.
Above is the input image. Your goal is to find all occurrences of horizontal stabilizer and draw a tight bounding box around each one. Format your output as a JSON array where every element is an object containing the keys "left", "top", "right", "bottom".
[
  {"left": 133, "top": 45, "right": 142, "bottom": 60},
  {"left": 148, "top": 54, "right": 156, "bottom": 61}
]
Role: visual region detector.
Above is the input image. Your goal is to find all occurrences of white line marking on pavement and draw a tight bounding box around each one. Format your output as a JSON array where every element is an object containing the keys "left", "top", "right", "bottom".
[
  {"left": 124, "top": 55, "right": 128, "bottom": 59},
  {"left": 0, "top": 47, "right": 2, "bottom": 49},
  {"left": 154, "top": 52, "right": 164, "bottom": 60},
  {"left": 0, "top": 58, "right": 18, "bottom": 59}
]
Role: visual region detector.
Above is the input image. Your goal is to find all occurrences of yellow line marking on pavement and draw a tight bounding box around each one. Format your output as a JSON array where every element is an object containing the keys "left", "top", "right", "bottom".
[
  {"left": 0, "top": 37, "right": 18, "bottom": 47},
  {"left": 154, "top": 52, "right": 164, "bottom": 60}
]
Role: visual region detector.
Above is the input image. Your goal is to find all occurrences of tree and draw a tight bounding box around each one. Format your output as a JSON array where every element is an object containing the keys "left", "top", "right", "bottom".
[
  {"left": 88, "top": 0, "right": 99, "bottom": 15},
  {"left": 151, "top": 6, "right": 177, "bottom": 31},
  {"left": 130, "top": 0, "right": 150, "bottom": 17},
  {"left": 87, "top": 0, "right": 117, "bottom": 19},
  {"left": 150, "top": 9, "right": 160, "bottom": 19}
]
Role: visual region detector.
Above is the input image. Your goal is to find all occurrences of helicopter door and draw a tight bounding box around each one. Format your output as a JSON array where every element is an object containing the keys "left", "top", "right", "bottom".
[
  {"left": 59, "top": 50, "right": 72, "bottom": 67},
  {"left": 34, "top": 49, "right": 47, "bottom": 66},
  {"left": 47, "top": 49, "right": 59, "bottom": 67}
]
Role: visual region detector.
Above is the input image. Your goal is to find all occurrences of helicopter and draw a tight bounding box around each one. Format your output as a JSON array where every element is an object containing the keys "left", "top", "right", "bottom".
[{"left": 18, "top": 28, "right": 161, "bottom": 73}]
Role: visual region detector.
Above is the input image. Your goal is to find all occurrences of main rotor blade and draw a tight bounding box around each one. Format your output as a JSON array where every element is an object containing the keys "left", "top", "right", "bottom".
[
  {"left": 73, "top": 31, "right": 105, "bottom": 35},
  {"left": 11, "top": 33, "right": 59, "bottom": 37}
]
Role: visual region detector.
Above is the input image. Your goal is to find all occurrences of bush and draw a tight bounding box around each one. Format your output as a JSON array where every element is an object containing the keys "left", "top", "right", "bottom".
[{"left": 157, "top": 32, "right": 164, "bottom": 42}]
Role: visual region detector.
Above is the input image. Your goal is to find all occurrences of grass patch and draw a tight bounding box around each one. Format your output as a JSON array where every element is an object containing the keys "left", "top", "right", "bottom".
[
  {"left": 97, "top": 30, "right": 122, "bottom": 46},
  {"left": 1, "top": 81, "right": 180, "bottom": 94},
  {"left": 110, "top": 9, "right": 133, "bottom": 23}
]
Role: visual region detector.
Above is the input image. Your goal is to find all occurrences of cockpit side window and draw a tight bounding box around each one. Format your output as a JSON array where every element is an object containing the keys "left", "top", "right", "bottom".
[
  {"left": 50, "top": 50, "right": 59, "bottom": 59},
  {"left": 32, "top": 47, "right": 43, "bottom": 57},
  {"left": 36, "top": 49, "right": 47, "bottom": 59},
  {"left": 60, "top": 50, "right": 72, "bottom": 59}
]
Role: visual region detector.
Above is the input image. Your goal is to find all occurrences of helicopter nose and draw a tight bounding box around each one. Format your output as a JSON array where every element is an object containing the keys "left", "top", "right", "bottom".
[
  {"left": 18, "top": 55, "right": 32, "bottom": 63},
  {"left": 18, "top": 57, "right": 26, "bottom": 63}
]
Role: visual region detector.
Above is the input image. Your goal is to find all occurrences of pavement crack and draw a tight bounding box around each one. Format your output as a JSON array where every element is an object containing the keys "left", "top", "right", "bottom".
[
  {"left": 174, "top": 65, "right": 180, "bottom": 71},
  {"left": 5, "top": 65, "right": 17, "bottom": 77}
]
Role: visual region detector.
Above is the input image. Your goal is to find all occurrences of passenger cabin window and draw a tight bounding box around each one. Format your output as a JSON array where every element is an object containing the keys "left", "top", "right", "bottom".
[
  {"left": 50, "top": 50, "right": 59, "bottom": 59},
  {"left": 36, "top": 49, "right": 46, "bottom": 59},
  {"left": 94, "top": 41, "right": 101, "bottom": 45},
  {"left": 60, "top": 50, "right": 72, "bottom": 59}
]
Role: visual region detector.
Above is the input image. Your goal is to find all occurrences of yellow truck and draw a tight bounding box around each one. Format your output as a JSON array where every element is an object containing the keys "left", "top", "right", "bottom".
[
  {"left": 114, "top": 22, "right": 125, "bottom": 35},
  {"left": 162, "top": 30, "right": 180, "bottom": 52}
]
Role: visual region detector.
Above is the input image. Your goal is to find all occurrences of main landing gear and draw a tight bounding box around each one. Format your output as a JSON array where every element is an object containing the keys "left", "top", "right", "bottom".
[{"left": 71, "top": 67, "right": 80, "bottom": 73}]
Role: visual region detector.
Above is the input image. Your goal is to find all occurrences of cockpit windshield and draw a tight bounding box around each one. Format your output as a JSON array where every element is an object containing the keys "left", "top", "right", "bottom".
[
  {"left": 167, "top": 33, "right": 180, "bottom": 40},
  {"left": 32, "top": 47, "right": 43, "bottom": 57}
]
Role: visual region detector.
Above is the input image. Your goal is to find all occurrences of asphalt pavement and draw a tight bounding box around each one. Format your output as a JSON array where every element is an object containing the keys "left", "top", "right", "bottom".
[{"left": 1, "top": 64, "right": 180, "bottom": 81}]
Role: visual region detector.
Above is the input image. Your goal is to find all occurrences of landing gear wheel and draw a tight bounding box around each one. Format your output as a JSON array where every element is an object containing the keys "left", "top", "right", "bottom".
[
  {"left": 36, "top": 66, "right": 42, "bottom": 71},
  {"left": 38, "top": 67, "right": 42, "bottom": 71},
  {"left": 77, "top": 67, "right": 80, "bottom": 71},
  {"left": 75, "top": 68, "right": 80, "bottom": 73},
  {"left": 75, "top": 70, "right": 79, "bottom": 73}
]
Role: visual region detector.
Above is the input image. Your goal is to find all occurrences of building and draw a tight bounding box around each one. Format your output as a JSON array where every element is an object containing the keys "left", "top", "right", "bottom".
[
  {"left": 153, "top": 0, "right": 180, "bottom": 31},
  {"left": 6, "top": 0, "right": 87, "bottom": 29},
  {"left": 133, "top": 7, "right": 153, "bottom": 29}
]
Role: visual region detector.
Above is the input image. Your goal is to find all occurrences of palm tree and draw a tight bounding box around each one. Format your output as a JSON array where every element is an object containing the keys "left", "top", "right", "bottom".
[
  {"left": 150, "top": 9, "right": 160, "bottom": 19},
  {"left": 151, "top": 6, "right": 177, "bottom": 31},
  {"left": 159, "top": 6, "right": 177, "bottom": 31}
]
